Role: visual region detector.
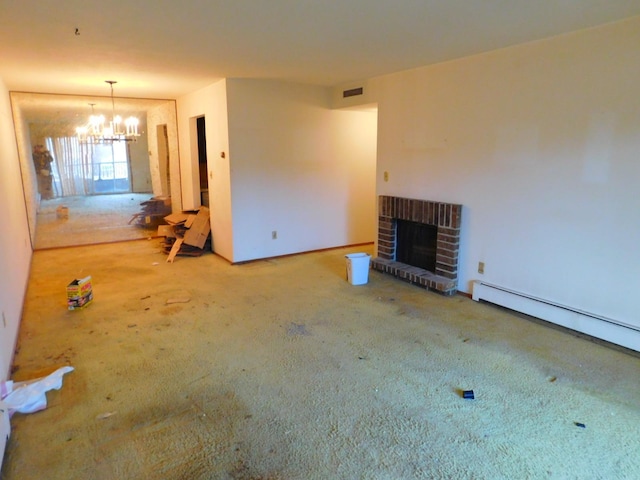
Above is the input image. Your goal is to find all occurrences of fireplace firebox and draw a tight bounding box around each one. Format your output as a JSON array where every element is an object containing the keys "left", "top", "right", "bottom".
[
  {"left": 396, "top": 219, "right": 438, "bottom": 272},
  {"left": 372, "top": 196, "right": 462, "bottom": 295}
]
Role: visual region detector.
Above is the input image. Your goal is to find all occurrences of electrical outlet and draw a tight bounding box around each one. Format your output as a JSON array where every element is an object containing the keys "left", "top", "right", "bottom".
[
  {"left": 478, "top": 262, "right": 485, "bottom": 274},
  {"left": 272, "top": 231, "right": 277, "bottom": 240},
  {"left": 383, "top": 171, "right": 389, "bottom": 182}
]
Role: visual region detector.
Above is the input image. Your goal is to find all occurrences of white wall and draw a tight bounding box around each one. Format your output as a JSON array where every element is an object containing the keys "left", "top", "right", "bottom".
[
  {"left": 0, "top": 77, "right": 30, "bottom": 469},
  {"left": 176, "top": 80, "right": 233, "bottom": 261},
  {"left": 225, "top": 79, "right": 377, "bottom": 263},
  {"left": 372, "top": 17, "right": 640, "bottom": 330},
  {"left": 205, "top": 80, "right": 234, "bottom": 261},
  {"left": 0, "top": 77, "right": 32, "bottom": 379}
]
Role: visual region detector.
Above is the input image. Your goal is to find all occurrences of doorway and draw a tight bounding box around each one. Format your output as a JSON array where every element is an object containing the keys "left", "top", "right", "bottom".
[{"left": 196, "top": 116, "right": 209, "bottom": 207}]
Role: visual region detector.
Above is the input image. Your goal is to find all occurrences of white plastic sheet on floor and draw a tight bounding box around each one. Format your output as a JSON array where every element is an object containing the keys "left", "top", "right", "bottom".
[{"left": 1, "top": 366, "right": 74, "bottom": 417}]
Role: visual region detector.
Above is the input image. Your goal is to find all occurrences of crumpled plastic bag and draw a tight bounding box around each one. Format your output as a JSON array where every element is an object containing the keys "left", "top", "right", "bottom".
[{"left": 0, "top": 366, "right": 74, "bottom": 417}]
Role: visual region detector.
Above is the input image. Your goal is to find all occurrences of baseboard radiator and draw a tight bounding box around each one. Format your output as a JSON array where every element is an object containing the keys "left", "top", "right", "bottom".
[{"left": 472, "top": 281, "right": 639, "bottom": 352}]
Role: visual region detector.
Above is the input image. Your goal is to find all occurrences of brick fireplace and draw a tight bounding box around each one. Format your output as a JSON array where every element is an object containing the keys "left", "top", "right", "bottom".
[{"left": 372, "top": 196, "right": 462, "bottom": 296}]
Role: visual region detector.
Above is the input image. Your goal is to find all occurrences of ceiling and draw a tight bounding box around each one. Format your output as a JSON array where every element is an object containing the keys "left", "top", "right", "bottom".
[{"left": 1, "top": 1, "right": 640, "bottom": 99}]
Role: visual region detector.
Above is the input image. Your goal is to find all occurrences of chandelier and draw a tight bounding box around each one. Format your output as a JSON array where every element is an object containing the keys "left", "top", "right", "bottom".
[{"left": 76, "top": 81, "right": 140, "bottom": 143}]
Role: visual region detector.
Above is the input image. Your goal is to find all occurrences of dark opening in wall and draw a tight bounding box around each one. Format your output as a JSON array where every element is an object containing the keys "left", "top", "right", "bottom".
[
  {"left": 197, "top": 116, "right": 207, "bottom": 190},
  {"left": 396, "top": 219, "right": 437, "bottom": 272}
]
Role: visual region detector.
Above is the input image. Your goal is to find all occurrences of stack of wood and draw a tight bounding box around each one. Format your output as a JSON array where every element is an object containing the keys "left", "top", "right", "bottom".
[
  {"left": 129, "top": 196, "right": 172, "bottom": 228},
  {"left": 159, "top": 206, "right": 211, "bottom": 262}
]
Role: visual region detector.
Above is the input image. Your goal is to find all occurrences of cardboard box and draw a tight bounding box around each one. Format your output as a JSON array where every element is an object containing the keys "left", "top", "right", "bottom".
[
  {"left": 56, "top": 205, "right": 69, "bottom": 219},
  {"left": 67, "top": 276, "right": 93, "bottom": 310}
]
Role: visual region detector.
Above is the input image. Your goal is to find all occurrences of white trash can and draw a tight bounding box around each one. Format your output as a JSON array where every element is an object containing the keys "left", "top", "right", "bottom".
[{"left": 345, "top": 253, "right": 371, "bottom": 285}]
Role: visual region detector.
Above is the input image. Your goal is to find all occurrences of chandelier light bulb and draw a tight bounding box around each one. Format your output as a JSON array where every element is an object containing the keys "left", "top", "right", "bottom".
[
  {"left": 125, "top": 117, "right": 139, "bottom": 136},
  {"left": 76, "top": 126, "right": 88, "bottom": 143}
]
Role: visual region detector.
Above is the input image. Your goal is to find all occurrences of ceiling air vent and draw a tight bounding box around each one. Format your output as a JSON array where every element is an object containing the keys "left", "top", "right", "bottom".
[{"left": 343, "top": 87, "right": 363, "bottom": 98}]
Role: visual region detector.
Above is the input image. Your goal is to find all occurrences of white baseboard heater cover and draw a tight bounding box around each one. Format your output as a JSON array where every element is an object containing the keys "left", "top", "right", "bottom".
[{"left": 472, "top": 281, "right": 639, "bottom": 352}]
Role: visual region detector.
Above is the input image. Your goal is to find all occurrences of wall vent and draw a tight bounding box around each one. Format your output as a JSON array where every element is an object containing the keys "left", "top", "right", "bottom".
[{"left": 343, "top": 87, "right": 364, "bottom": 98}]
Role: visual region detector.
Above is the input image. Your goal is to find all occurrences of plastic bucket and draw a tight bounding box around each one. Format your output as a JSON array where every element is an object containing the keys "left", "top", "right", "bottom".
[{"left": 345, "top": 253, "right": 371, "bottom": 285}]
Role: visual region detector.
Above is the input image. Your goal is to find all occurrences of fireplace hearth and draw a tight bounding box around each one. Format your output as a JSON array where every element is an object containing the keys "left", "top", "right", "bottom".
[{"left": 372, "top": 196, "right": 462, "bottom": 296}]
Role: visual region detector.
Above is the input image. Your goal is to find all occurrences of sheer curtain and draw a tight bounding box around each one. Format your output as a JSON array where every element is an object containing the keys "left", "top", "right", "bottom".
[{"left": 46, "top": 137, "right": 94, "bottom": 196}]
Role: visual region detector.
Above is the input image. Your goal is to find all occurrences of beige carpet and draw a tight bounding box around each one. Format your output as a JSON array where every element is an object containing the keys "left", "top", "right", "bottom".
[
  {"left": 34, "top": 194, "right": 156, "bottom": 250},
  {"left": 2, "top": 240, "right": 639, "bottom": 479}
]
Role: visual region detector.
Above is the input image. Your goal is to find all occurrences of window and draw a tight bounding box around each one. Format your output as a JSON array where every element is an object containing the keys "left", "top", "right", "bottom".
[{"left": 91, "top": 142, "right": 131, "bottom": 193}]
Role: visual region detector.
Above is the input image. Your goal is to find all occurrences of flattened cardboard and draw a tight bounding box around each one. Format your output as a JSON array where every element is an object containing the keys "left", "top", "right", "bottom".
[
  {"left": 164, "top": 212, "right": 190, "bottom": 225},
  {"left": 167, "top": 238, "right": 184, "bottom": 263},
  {"left": 183, "top": 207, "right": 210, "bottom": 249},
  {"left": 185, "top": 214, "right": 196, "bottom": 229}
]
